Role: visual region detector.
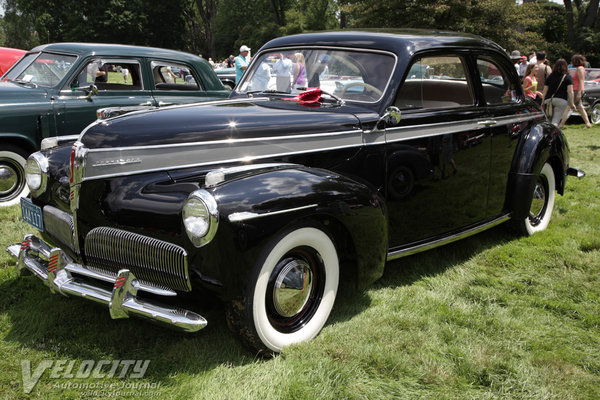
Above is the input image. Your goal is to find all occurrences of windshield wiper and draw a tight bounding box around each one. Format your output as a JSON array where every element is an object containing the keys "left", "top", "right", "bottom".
[
  {"left": 246, "top": 90, "right": 290, "bottom": 97},
  {"left": 13, "top": 78, "right": 38, "bottom": 88}
]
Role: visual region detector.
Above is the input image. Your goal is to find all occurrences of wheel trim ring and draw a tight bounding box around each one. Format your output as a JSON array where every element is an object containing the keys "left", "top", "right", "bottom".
[
  {"left": 0, "top": 158, "right": 26, "bottom": 201},
  {"left": 529, "top": 175, "right": 548, "bottom": 226},
  {"left": 266, "top": 248, "right": 325, "bottom": 333},
  {"left": 592, "top": 104, "right": 600, "bottom": 124}
]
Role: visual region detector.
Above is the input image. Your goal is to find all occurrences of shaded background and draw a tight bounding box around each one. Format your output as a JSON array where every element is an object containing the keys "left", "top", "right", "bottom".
[{"left": 1, "top": 0, "right": 599, "bottom": 65}]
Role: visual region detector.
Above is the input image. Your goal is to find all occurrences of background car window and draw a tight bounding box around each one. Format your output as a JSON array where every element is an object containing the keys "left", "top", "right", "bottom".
[
  {"left": 73, "top": 60, "right": 142, "bottom": 90},
  {"left": 6, "top": 52, "right": 76, "bottom": 87},
  {"left": 477, "top": 57, "right": 519, "bottom": 104},
  {"left": 151, "top": 61, "right": 200, "bottom": 91},
  {"left": 395, "top": 55, "right": 474, "bottom": 109}
]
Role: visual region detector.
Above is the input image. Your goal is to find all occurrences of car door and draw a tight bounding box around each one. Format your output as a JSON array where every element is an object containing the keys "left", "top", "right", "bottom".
[
  {"left": 55, "top": 58, "right": 156, "bottom": 135},
  {"left": 385, "top": 53, "right": 492, "bottom": 249},
  {"left": 475, "top": 54, "right": 534, "bottom": 217},
  {"left": 149, "top": 60, "right": 224, "bottom": 107}
]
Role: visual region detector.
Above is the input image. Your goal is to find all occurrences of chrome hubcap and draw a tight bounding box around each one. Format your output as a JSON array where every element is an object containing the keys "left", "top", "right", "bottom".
[
  {"left": 529, "top": 177, "right": 547, "bottom": 225},
  {"left": 272, "top": 259, "right": 313, "bottom": 317},
  {"left": 592, "top": 105, "right": 600, "bottom": 125},
  {"left": 0, "top": 165, "right": 19, "bottom": 196}
]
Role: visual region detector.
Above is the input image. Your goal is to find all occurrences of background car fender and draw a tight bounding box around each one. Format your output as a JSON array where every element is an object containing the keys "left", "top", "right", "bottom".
[
  {"left": 0, "top": 132, "right": 38, "bottom": 154},
  {"left": 200, "top": 166, "right": 388, "bottom": 297},
  {"left": 507, "top": 120, "right": 569, "bottom": 221}
]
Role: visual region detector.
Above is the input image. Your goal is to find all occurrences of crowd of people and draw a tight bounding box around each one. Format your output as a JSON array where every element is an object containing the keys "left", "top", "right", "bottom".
[{"left": 510, "top": 50, "right": 593, "bottom": 128}]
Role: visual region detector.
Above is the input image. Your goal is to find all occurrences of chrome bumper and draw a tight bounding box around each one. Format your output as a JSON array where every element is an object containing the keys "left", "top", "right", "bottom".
[{"left": 6, "top": 234, "right": 207, "bottom": 333}]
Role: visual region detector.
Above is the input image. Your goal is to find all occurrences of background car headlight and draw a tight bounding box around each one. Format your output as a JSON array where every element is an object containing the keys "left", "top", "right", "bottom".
[
  {"left": 25, "top": 152, "right": 48, "bottom": 197},
  {"left": 182, "top": 189, "right": 219, "bottom": 247}
]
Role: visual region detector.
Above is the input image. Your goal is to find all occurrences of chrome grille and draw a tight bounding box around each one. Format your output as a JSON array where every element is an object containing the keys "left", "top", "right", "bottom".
[
  {"left": 84, "top": 227, "right": 191, "bottom": 292},
  {"left": 43, "top": 206, "right": 75, "bottom": 252}
]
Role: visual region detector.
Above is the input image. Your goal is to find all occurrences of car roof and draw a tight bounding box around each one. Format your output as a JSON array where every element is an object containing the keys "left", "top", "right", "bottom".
[
  {"left": 260, "top": 29, "right": 504, "bottom": 56},
  {"left": 28, "top": 42, "right": 203, "bottom": 63}
]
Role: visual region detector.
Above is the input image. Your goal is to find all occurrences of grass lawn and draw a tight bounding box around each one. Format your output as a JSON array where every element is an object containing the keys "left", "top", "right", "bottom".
[{"left": 0, "top": 122, "right": 598, "bottom": 399}]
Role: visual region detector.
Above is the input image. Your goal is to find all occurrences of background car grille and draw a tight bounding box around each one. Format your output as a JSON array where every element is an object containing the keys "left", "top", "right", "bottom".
[
  {"left": 43, "top": 206, "right": 75, "bottom": 252},
  {"left": 84, "top": 227, "right": 191, "bottom": 292}
]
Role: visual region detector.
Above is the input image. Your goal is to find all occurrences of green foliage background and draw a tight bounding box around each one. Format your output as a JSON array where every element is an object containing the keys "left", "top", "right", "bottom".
[{"left": 1, "top": 0, "right": 599, "bottom": 64}]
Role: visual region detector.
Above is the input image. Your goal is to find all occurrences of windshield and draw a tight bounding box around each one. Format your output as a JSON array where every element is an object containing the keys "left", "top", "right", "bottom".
[
  {"left": 4, "top": 52, "right": 77, "bottom": 87},
  {"left": 237, "top": 48, "right": 396, "bottom": 103}
]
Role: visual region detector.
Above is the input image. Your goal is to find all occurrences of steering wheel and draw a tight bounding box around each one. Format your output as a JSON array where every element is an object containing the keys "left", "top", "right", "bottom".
[{"left": 340, "top": 82, "right": 383, "bottom": 99}]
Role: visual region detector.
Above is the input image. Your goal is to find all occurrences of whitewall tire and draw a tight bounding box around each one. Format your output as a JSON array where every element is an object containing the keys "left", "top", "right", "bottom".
[
  {"left": 522, "top": 163, "right": 556, "bottom": 235},
  {"left": 227, "top": 226, "right": 339, "bottom": 354}
]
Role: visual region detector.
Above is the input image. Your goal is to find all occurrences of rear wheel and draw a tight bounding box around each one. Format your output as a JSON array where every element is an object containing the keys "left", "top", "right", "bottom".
[
  {"left": 590, "top": 102, "right": 600, "bottom": 125},
  {"left": 226, "top": 226, "right": 339, "bottom": 355},
  {"left": 513, "top": 163, "right": 556, "bottom": 236},
  {"left": 0, "top": 146, "right": 29, "bottom": 207}
]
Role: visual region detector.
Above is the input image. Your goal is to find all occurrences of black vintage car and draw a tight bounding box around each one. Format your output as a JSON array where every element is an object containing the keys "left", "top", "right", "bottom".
[{"left": 7, "top": 31, "right": 583, "bottom": 354}]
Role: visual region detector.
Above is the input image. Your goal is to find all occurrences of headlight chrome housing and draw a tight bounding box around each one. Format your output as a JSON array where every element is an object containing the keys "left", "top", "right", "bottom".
[
  {"left": 183, "top": 189, "right": 219, "bottom": 247},
  {"left": 25, "top": 152, "right": 49, "bottom": 197}
]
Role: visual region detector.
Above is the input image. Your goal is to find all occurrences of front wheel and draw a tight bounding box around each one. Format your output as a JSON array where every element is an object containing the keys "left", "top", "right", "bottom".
[
  {"left": 0, "top": 146, "right": 30, "bottom": 207},
  {"left": 513, "top": 162, "right": 556, "bottom": 236},
  {"left": 226, "top": 226, "right": 339, "bottom": 354}
]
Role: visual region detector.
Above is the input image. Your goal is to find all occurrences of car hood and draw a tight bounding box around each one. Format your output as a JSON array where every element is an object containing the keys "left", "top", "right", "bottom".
[
  {"left": 80, "top": 98, "right": 363, "bottom": 149},
  {"left": 78, "top": 98, "right": 370, "bottom": 182},
  {"left": 0, "top": 81, "right": 49, "bottom": 103}
]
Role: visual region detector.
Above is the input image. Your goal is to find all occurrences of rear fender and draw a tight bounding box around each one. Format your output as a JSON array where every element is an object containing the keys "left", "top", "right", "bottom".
[{"left": 507, "top": 121, "right": 569, "bottom": 220}]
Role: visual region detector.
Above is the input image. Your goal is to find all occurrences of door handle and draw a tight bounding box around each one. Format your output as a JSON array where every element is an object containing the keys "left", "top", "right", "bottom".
[
  {"left": 477, "top": 120, "right": 497, "bottom": 127},
  {"left": 158, "top": 101, "right": 173, "bottom": 107}
]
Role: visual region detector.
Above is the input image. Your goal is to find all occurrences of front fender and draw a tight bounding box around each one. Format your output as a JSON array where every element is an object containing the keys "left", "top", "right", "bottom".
[
  {"left": 196, "top": 166, "right": 388, "bottom": 298},
  {"left": 507, "top": 121, "right": 569, "bottom": 220}
]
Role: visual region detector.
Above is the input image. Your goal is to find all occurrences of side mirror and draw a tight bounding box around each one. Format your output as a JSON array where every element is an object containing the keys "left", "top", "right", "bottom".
[
  {"left": 71, "top": 84, "right": 98, "bottom": 100},
  {"left": 374, "top": 106, "right": 402, "bottom": 131}
]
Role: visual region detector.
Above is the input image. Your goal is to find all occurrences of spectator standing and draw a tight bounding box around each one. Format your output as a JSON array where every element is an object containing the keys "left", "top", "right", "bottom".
[
  {"left": 523, "top": 63, "right": 543, "bottom": 104},
  {"left": 293, "top": 52, "right": 307, "bottom": 89},
  {"left": 571, "top": 54, "right": 592, "bottom": 128},
  {"left": 235, "top": 45, "right": 250, "bottom": 84},
  {"left": 226, "top": 55, "right": 235, "bottom": 68},
  {"left": 510, "top": 50, "right": 522, "bottom": 75},
  {"left": 528, "top": 51, "right": 537, "bottom": 65},
  {"left": 252, "top": 61, "right": 271, "bottom": 91},
  {"left": 308, "top": 54, "right": 329, "bottom": 88},
  {"left": 542, "top": 58, "right": 575, "bottom": 128},
  {"left": 273, "top": 53, "right": 293, "bottom": 92},
  {"left": 517, "top": 56, "right": 528, "bottom": 78},
  {"left": 535, "top": 52, "right": 552, "bottom": 93}
]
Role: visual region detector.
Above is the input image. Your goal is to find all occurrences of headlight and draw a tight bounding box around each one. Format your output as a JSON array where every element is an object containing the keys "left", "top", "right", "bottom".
[
  {"left": 25, "top": 152, "right": 48, "bottom": 197},
  {"left": 182, "top": 190, "right": 219, "bottom": 247}
]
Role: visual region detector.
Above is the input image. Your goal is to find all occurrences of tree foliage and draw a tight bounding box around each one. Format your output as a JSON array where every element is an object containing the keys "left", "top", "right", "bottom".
[{"left": 1, "top": 0, "right": 599, "bottom": 65}]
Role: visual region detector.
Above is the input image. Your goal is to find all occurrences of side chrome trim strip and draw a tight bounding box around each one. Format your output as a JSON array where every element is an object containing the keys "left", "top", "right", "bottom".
[
  {"left": 386, "top": 214, "right": 511, "bottom": 261},
  {"left": 79, "top": 112, "right": 544, "bottom": 183},
  {"left": 228, "top": 204, "right": 318, "bottom": 222},
  {"left": 384, "top": 113, "right": 544, "bottom": 145}
]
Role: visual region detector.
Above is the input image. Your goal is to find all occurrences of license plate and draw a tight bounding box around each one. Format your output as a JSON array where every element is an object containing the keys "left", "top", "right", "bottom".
[{"left": 21, "top": 197, "right": 44, "bottom": 231}]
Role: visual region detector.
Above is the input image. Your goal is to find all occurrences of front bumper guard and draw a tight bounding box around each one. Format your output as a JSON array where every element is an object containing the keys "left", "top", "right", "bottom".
[{"left": 6, "top": 234, "right": 207, "bottom": 333}]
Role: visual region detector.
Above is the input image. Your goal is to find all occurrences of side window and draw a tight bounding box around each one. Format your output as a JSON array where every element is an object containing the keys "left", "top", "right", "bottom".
[
  {"left": 477, "top": 57, "right": 519, "bottom": 104},
  {"left": 395, "top": 55, "right": 474, "bottom": 110},
  {"left": 151, "top": 61, "right": 200, "bottom": 91},
  {"left": 73, "top": 59, "right": 142, "bottom": 90}
]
